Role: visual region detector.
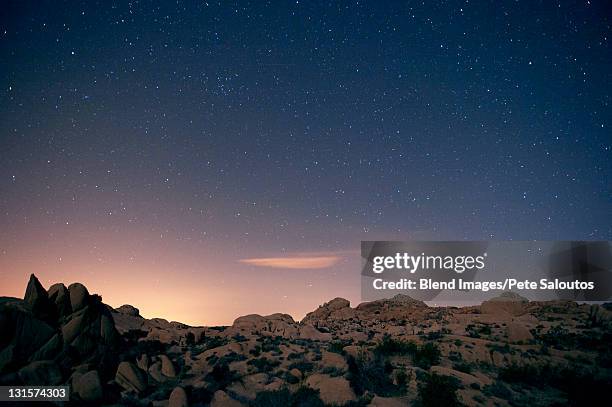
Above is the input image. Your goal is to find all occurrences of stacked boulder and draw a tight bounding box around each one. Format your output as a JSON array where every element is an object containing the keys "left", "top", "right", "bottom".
[{"left": 0, "top": 274, "right": 120, "bottom": 402}]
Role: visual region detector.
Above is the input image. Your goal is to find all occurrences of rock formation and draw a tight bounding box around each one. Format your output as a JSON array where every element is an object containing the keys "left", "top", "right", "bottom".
[{"left": 1, "top": 276, "right": 611, "bottom": 406}]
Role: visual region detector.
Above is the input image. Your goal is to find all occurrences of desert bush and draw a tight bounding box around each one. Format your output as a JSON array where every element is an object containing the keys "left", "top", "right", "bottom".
[
  {"left": 287, "top": 352, "right": 301, "bottom": 360},
  {"left": 205, "top": 362, "right": 236, "bottom": 391},
  {"left": 202, "top": 336, "right": 229, "bottom": 351},
  {"left": 287, "top": 360, "right": 315, "bottom": 373},
  {"left": 250, "top": 388, "right": 292, "bottom": 406},
  {"left": 217, "top": 351, "right": 246, "bottom": 365},
  {"left": 413, "top": 343, "right": 441, "bottom": 369},
  {"left": 497, "top": 362, "right": 612, "bottom": 405},
  {"left": 395, "top": 369, "right": 408, "bottom": 388},
  {"left": 453, "top": 361, "right": 473, "bottom": 374},
  {"left": 283, "top": 369, "right": 300, "bottom": 384},
  {"left": 185, "top": 331, "right": 195, "bottom": 346},
  {"left": 346, "top": 354, "right": 401, "bottom": 397},
  {"left": 247, "top": 356, "right": 280, "bottom": 372},
  {"left": 329, "top": 340, "right": 351, "bottom": 354},
  {"left": 373, "top": 335, "right": 440, "bottom": 369},
  {"left": 417, "top": 373, "right": 461, "bottom": 407},
  {"left": 483, "top": 380, "right": 512, "bottom": 400},
  {"left": 251, "top": 387, "right": 324, "bottom": 407},
  {"left": 466, "top": 323, "right": 491, "bottom": 338},
  {"left": 320, "top": 366, "right": 344, "bottom": 377},
  {"left": 374, "top": 335, "right": 417, "bottom": 356},
  {"left": 538, "top": 325, "right": 576, "bottom": 350}
]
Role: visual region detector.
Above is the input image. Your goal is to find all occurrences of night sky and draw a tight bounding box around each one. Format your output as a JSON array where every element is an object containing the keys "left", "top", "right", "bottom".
[{"left": 1, "top": 1, "right": 610, "bottom": 325}]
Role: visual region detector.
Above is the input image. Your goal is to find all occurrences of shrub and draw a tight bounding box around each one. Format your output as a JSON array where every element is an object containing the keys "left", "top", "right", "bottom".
[
  {"left": 320, "top": 366, "right": 344, "bottom": 377},
  {"left": 413, "top": 343, "right": 441, "bottom": 369},
  {"left": 538, "top": 325, "right": 575, "bottom": 350},
  {"left": 247, "top": 357, "right": 280, "bottom": 372},
  {"left": 251, "top": 388, "right": 291, "bottom": 406},
  {"left": 203, "top": 336, "right": 229, "bottom": 351},
  {"left": 374, "top": 335, "right": 417, "bottom": 356},
  {"left": 453, "top": 361, "right": 473, "bottom": 374},
  {"left": 373, "top": 336, "right": 440, "bottom": 369},
  {"left": 329, "top": 340, "right": 351, "bottom": 355},
  {"left": 483, "top": 381, "right": 512, "bottom": 400},
  {"left": 185, "top": 331, "right": 196, "bottom": 346},
  {"left": 251, "top": 387, "right": 324, "bottom": 407},
  {"left": 417, "top": 373, "right": 461, "bottom": 407},
  {"left": 287, "top": 361, "right": 315, "bottom": 373},
  {"left": 396, "top": 369, "right": 408, "bottom": 388},
  {"left": 347, "top": 355, "right": 401, "bottom": 397},
  {"left": 205, "top": 363, "right": 236, "bottom": 390},
  {"left": 497, "top": 362, "right": 612, "bottom": 405}
]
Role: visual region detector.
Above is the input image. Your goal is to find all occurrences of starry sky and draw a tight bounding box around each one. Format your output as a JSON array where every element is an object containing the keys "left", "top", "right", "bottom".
[{"left": 1, "top": 1, "right": 610, "bottom": 325}]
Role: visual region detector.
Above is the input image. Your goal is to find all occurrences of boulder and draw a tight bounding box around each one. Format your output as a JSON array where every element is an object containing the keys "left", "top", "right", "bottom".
[
  {"left": 0, "top": 302, "right": 55, "bottom": 370},
  {"left": 227, "top": 373, "right": 269, "bottom": 400},
  {"left": 115, "top": 361, "right": 147, "bottom": 393},
  {"left": 137, "top": 354, "right": 149, "bottom": 371},
  {"left": 305, "top": 373, "right": 356, "bottom": 405},
  {"left": 23, "top": 274, "right": 48, "bottom": 311},
  {"left": 210, "top": 390, "right": 245, "bottom": 407},
  {"left": 160, "top": 354, "right": 176, "bottom": 378},
  {"left": 289, "top": 368, "right": 302, "bottom": 380},
  {"left": 23, "top": 275, "right": 55, "bottom": 322},
  {"left": 0, "top": 345, "right": 16, "bottom": 373},
  {"left": 168, "top": 386, "right": 188, "bottom": 407},
  {"left": 61, "top": 297, "right": 119, "bottom": 359},
  {"left": 299, "top": 325, "right": 332, "bottom": 341},
  {"left": 481, "top": 292, "right": 528, "bottom": 316},
  {"left": 18, "top": 361, "right": 62, "bottom": 385},
  {"left": 506, "top": 322, "right": 533, "bottom": 343},
  {"left": 68, "top": 283, "right": 89, "bottom": 312},
  {"left": 149, "top": 361, "right": 165, "bottom": 382},
  {"left": 74, "top": 370, "right": 102, "bottom": 401},
  {"left": 48, "top": 283, "right": 72, "bottom": 318},
  {"left": 28, "top": 333, "right": 62, "bottom": 362},
  {"left": 321, "top": 351, "right": 348, "bottom": 371}
]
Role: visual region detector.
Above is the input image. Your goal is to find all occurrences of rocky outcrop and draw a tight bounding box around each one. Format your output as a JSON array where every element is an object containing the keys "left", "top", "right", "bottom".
[
  {"left": 228, "top": 313, "right": 298, "bottom": 339},
  {"left": 2, "top": 275, "right": 611, "bottom": 407},
  {"left": 0, "top": 275, "right": 120, "bottom": 394},
  {"left": 481, "top": 292, "right": 528, "bottom": 316},
  {"left": 302, "top": 297, "right": 351, "bottom": 325}
]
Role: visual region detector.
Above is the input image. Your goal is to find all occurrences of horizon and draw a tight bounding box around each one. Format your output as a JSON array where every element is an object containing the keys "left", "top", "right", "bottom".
[{"left": 5, "top": 272, "right": 496, "bottom": 326}]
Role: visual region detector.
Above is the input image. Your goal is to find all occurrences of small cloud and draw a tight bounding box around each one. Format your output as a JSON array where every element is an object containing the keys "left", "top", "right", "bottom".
[{"left": 239, "top": 255, "right": 341, "bottom": 270}]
